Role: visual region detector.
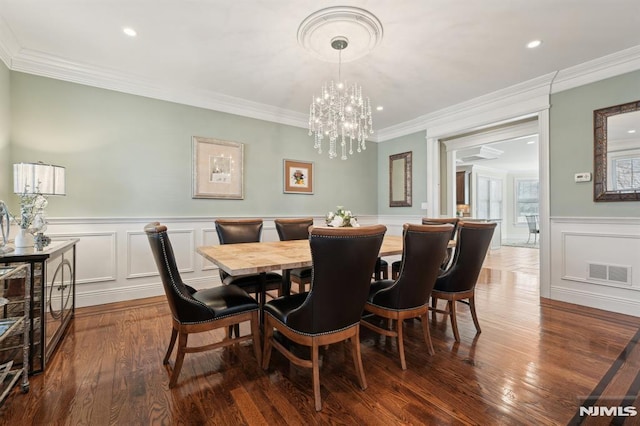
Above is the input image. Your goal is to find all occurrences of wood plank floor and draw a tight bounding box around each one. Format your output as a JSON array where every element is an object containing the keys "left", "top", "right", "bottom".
[{"left": 1, "top": 246, "right": 639, "bottom": 425}]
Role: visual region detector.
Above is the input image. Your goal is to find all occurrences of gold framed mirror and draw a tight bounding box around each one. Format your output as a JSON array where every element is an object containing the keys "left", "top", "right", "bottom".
[
  {"left": 594, "top": 100, "right": 640, "bottom": 202},
  {"left": 389, "top": 151, "right": 412, "bottom": 207}
]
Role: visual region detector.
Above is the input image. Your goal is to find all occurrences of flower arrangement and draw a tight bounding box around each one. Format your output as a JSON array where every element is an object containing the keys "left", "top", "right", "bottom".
[
  {"left": 326, "top": 206, "right": 360, "bottom": 227},
  {"left": 292, "top": 169, "right": 305, "bottom": 185},
  {"left": 13, "top": 191, "right": 48, "bottom": 234}
]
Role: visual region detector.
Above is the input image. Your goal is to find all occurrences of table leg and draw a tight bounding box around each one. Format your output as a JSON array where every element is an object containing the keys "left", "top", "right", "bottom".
[
  {"left": 282, "top": 269, "right": 291, "bottom": 297},
  {"left": 258, "top": 272, "right": 266, "bottom": 327}
]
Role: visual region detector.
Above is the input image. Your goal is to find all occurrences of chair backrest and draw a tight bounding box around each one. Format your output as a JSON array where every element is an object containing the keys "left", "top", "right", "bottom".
[
  {"left": 274, "top": 218, "right": 314, "bottom": 241},
  {"left": 144, "top": 222, "right": 213, "bottom": 323},
  {"left": 422, "top": 217, "right": 459, "bottom": 240},
  {"left": 525, "top": 215, "right": 538, "bottom": 232},
  {"left": 435, "top": 221, "right": 496, "bottom": 293},
  {"left": 286, "top": 225, "right": 386, "bottom": 334},
  {"left": 215, "top": 218, "right": 263, "bottom": 244},
  {"left": 371, "top": 224, "right": 453, "bottom": 309}
]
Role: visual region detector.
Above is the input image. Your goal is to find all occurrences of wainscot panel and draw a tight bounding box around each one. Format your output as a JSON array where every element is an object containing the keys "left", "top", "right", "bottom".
[
  {"left": 550, "top": 217, "right": 640, "bottom": 317},
  {"left": 26, "top": 215, "right": 382, "bottom": 308}
]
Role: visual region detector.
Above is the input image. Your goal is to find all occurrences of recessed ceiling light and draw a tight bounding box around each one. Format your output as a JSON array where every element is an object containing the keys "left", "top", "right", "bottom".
[
  {"left": 123, "top": 27, "right": 137, "bottom": 37},
  {"left": 527, "top": 140, "right": 535, "bottom": 144},
  {"left": 526, "top": 40, "right": 542, "bottom": 49},
  {"left": 376, "top": 106, "right": 384, "bottom": 111},
  {"left": 628, "top": 129, "right": 636, "bottom": 134}
]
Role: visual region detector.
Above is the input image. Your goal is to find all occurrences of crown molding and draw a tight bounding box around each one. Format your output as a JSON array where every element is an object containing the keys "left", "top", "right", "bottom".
[
  {"left": 551, "top": 45, "right": 640, "bottom": 94},
  {"left": 9, "top": 48, "right": 310, "bottom": 130},
  {"left": 2, "top": 11, "right": 639, "bottom": 143},
  {"left": 376, "top": 45, "right": 640, "bottom": 142},
  {"left": 377, "top": 73, "right": 554, "bottom": 142},
  {"left": 0, "top": 16, "right": 19, "bottom": 68}
]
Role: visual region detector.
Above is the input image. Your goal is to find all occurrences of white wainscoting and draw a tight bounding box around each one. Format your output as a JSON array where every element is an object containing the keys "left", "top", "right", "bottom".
[
  {"left": 20, "top": 215, "right": 638, "bottom": 318},
  {"left": 35, "top": 214, "right": 393, "bottom": 308},
  {"left": 549, "top": 217, "right": 640, "bottom": 317}
]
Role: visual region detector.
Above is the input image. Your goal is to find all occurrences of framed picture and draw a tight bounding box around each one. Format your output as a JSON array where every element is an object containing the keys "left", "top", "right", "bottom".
[
  {"left": 192, "top": 136, "right": 244, "bottom": 199},
  {"left": 283, "top": 159, "right": 314, "bottom": 194}
]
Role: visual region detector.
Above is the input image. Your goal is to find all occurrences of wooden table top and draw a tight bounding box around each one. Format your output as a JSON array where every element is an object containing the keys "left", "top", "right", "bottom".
[{"left": 197, "top": 235, "right": 405, "bottom": 276}]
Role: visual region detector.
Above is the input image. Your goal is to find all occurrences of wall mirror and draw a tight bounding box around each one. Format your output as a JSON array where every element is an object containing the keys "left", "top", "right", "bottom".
[
  {"left": 594, "top": 100, "right": 640, "bottom": 201},
  {"left": 389, "top": 151, "right": 412, "bottom": 207}
]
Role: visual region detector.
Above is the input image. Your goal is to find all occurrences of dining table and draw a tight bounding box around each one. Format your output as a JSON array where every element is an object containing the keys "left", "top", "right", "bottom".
[
  {"left": 196, "top": 235, "right": 455, "bottom": 324},
  {"left": 196, "top": 235, "right": 401, "bottom": 321}
]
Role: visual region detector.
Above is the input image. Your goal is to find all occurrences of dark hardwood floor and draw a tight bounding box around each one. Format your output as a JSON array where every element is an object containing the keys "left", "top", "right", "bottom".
[{"left": 1, "top": 246, "right": 639, "bottom": 425}]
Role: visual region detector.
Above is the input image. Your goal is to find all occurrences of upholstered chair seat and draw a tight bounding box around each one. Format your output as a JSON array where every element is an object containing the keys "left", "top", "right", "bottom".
[
  {"left": 430, "top": 221, "right": 496, "bottom": 342},
  {"left": 262, "top": 225, "right": 387, "bottom": 411},
  {"left": 361, "top": 223, "right": 453, "bottom": 370},
  {"left": 144, "top": 222, "right": 261, "bottom": 388},
  {"left": 274, "top": 218, "right": 314, "bottom": 294},
  {"left": 215, "top": 218, "right": 284, "bottom": 298},
  {"left": 392, "top": 217, "right": 459, "bottom": 280}
]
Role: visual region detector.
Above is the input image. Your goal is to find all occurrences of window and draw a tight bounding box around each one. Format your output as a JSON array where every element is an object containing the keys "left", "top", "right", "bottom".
[
  {"left": 515, "top": 179, "right": 539, "bottom": 223},
  {"left": 477, "top": 176, "right": 502, "bottom": 219}
]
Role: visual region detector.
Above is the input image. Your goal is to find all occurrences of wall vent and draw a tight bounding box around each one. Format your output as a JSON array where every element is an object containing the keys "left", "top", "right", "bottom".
[{"left": 588, "top": 263, "right": 631, "bottom": 285}]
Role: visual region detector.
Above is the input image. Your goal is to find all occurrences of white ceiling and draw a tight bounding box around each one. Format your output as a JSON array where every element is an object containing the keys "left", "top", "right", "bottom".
[{"left": 1, "top": 1, "right": 640, "bottom": 140}]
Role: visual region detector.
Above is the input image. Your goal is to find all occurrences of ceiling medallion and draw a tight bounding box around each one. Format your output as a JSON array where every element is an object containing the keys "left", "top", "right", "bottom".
[
  {"left": 297, "top": 6, "right": 383, "bottom": 63},
  {"left": 299, "top": 7, "right": 383, "bottom": 160}
]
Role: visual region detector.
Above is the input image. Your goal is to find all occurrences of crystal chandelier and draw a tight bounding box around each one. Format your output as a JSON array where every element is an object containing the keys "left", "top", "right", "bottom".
[{"left": 308, "top": 36, "right": 373, "bottom": 160}]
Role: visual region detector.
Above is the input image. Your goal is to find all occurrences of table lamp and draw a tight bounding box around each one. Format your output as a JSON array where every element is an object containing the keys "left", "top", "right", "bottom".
[{"left": 13, "top": 162, "right": 66, "bottom": 248}]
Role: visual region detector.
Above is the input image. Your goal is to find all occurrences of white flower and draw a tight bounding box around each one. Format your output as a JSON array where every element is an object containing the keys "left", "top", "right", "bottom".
[
  {"left": 326, "top": 205, "right": 359, "bottom": 227},
  {"left": 331, "top": 216, "right": 343, "bottom": 227}
]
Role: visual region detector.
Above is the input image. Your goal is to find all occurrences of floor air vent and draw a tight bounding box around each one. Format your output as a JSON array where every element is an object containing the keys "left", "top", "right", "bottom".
[{"left": 588, "top": 263, "right": 631, "bottom": 285}]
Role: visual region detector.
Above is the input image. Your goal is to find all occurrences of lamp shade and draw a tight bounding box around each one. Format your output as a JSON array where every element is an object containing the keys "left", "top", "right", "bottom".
[{"left": 13, "top": 162, "right": 66, "bottom": 195}]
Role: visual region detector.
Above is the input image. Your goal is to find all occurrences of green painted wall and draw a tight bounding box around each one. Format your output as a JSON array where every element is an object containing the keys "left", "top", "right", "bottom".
[
  {"left": 9, "top": 72, "right": 377, "bottom": 218},
  {"left": 550, "top": 70, "right": 640, "bottom": 216},
  {"left": 0, "top": 61, "right": 9, "bottom": 201},
  {"left": 377, "top": 131, "right": 427, "bottom": 215}
]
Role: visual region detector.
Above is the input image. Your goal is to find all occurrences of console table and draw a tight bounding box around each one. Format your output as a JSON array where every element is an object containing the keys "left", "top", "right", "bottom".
[{"left": 0, "top": 239, "right": 78, "bottom": 374}]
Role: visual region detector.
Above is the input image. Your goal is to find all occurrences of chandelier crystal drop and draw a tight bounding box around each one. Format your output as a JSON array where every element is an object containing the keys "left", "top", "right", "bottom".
[{"left": 308, "top": 37, "right": 374, "bottom": 160}]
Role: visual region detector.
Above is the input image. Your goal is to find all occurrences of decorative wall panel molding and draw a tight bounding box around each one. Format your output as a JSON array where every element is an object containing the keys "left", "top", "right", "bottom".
[
  {"left": 550, "top": 217, "right": 640, "bottom": 317},
  {"left": 48, "top": 231, "right": 117, "bottom": 284}
]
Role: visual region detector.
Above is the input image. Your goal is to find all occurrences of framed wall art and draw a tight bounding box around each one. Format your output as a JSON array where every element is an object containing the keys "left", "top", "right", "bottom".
[
  {"left": 192, "top": 136, "right": 244, "bottom": 199},
  {"left": 283, "top": 159, "right": 314, "bottom": 194}
]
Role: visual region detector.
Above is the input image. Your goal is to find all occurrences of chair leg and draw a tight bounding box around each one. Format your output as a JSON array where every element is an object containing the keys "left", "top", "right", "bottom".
[
  {"left": 262, "top": 316, "right": 274, "bottom": 370},
  {"left": 312, "top": 340, "right": 322, "bottom": 411},
  {"left": 469, "top": 295, "right": 481, "bottom": 334},
  {"left": 431, "top": 296, "right": 438, "bottom": 322},
  {"left": 448, "top": 300, "right": 460, "bottom": 342},
  {"left": 397, "top": 318, "right": 407, "bottom": 370},
  {"left": 169, "top": 332, "right": 188, "bottom": 388},
  {"left": 420, "top": 312, "right": 434, "bottom": 356},
  {"left": 350, "top": 328, "right": 367, "bottom": 390},
  {"left": 164, "top": 328, "right": 178, "bottom": 365}
]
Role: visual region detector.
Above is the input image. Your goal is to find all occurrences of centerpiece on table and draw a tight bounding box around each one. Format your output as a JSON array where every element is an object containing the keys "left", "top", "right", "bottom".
[{"left": 325, "top": 206, "right": 360, "bottom": 227}]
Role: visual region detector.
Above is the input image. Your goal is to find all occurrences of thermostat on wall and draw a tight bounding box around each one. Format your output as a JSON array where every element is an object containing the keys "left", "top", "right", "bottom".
[{"left": 574, "top": 172, "right": 592, "bottom": 182}]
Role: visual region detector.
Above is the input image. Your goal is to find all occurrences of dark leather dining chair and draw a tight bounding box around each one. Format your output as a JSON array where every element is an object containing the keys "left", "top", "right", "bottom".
[
  {"left": 215, "top": 219, "right": 283, "bottom": 298},
  {"left": 361, "top": 223, "right": 453, "bottom": 370},
  {"left": 274, "top": 218, "right": 313, "bottom": 294},
  {"left": 391, "top": 217, "right": 459, "bottom": 280},
  {"left": 144, "top": 222, "right": 261, "bottom": 388},
  {"left": 430, "top": 221, "right": 496, "bottom": 342},
  {"left": 262, "top": 225, "right": 387, "bottom": 411}
]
